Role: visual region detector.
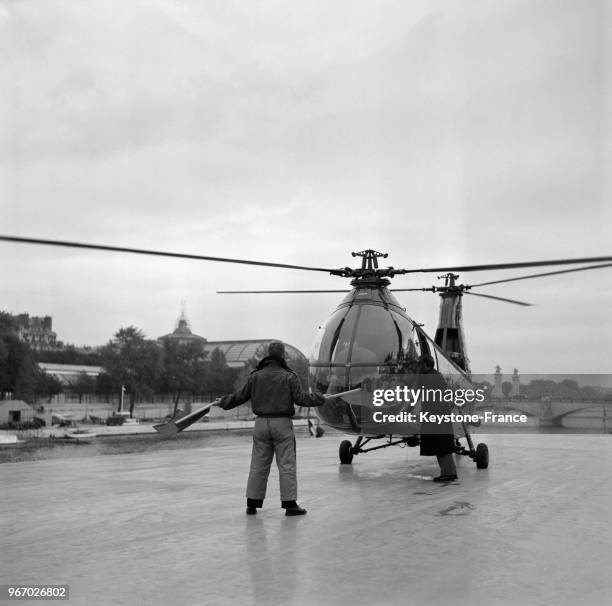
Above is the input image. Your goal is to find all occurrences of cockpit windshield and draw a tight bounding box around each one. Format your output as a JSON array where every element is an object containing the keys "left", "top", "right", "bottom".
[{"left": 310, "top": 302, "right": 421, "bottom": 367}]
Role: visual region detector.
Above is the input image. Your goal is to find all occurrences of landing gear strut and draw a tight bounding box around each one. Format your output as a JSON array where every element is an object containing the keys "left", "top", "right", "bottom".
[
  {"left": 337, "top": 434, "right": 489, "bottom": 469},
  {"left": 338, "top": 435, "right": 417, "bottom": 464},
  {"left": 452, "top": 429, "right": 489, "bottom": 469}
]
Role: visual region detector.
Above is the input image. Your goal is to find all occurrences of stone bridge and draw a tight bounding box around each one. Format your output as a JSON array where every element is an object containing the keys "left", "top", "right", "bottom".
[{"left": 473, "top": 399, "right": 612, "bottom": 427}]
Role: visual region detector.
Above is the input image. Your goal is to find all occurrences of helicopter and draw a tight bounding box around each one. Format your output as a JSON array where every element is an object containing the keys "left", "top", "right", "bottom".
[
  {"left": 218, "top": 248, "right": 612, "bottom": 468},
  {"left": 2, "top": 235, "right": 612, "bottom": 469}
]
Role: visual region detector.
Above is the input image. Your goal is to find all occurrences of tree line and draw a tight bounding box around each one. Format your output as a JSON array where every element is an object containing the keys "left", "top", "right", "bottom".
[
  {"left": 0, "top": 314, "right": 234, "bottom": 414},
  {"left": 1, "top": 312, "right": 310, "bottom": 416},
  {"left": 97, "top": 326, "right": 240, "bottom": 416},
  {"left": 0, "top": 312, "right": 48, "bottom": 404}
]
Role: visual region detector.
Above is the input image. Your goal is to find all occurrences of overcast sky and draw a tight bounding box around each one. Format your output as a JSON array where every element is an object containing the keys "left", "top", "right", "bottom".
[{"left": 1, "top": 0, "right": 610, "bottom": 374}]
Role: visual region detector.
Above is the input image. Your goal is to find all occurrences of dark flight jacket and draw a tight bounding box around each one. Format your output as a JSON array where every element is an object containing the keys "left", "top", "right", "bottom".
[{"left": 218, "top": 358, "right": 323, "bottom": 417}]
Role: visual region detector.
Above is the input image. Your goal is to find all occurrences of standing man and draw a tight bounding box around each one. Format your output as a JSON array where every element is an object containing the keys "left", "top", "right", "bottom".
[
  {"left": 215, "top": 342, "right": 325, "bottom": 516},
  {"left": 419, "top": 355, "right": 458, "bottom": 482}
]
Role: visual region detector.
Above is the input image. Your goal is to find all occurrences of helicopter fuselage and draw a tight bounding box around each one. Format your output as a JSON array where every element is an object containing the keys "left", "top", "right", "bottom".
[{"left": 308, "top": 283, "right": 473, "bottom": 437}]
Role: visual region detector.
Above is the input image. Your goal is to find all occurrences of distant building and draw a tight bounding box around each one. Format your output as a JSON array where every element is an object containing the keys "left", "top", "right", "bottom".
[
  {"left": 202, "top": 340, "right": 306, "bottom": 368},
  {"left": 38, "top": 363, "right": 103, "bottom": 386},
  {"left": 15, "top": 314, "right": 57, "bottom": 350},
  {"left": 157, "top": 309, "right": 307, "bottom": 368},
  {"left": 0, "top": 400, "right": 35, "bottom": 425},
  {"left": 157, "top": 310, "right": 206, "bottom": 347}
]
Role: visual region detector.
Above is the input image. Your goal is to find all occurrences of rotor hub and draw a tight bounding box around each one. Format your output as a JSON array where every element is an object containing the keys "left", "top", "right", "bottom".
[
  {"left": 434, "top": 272, "right": 469, "bottom": 295},
  {"left": 331, "top": 249, "right": 401, "bottom": 282}
]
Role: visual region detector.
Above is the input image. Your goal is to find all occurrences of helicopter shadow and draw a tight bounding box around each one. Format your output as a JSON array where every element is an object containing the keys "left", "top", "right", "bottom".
[
  {"left": 336, "top": 458, "right": 470, "bottom": 498},
  {"left": 337, "top": 460, "right": 437, "bottom": 486}
]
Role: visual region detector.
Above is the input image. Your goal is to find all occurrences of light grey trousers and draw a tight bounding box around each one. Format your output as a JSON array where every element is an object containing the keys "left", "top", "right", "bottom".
[{"left": 246, "top": 416, "right": 297, "bottom": 502}]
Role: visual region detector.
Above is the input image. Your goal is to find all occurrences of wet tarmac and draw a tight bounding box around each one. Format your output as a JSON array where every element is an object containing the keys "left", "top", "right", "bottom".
[
  {"left": 2, "top": 432, "right": 611, "bottom": 605},
  {"left": 0, "top": 427, "right": 254, "bottom": 464}
]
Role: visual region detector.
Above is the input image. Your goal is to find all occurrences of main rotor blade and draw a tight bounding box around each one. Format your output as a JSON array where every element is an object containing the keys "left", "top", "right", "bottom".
[
  {"left": 217, "top": 289, "right": 349, "bottom": 294},
  {"left": 390, "top": 288, "right": 435, "bottom": 292},
  {"left": 6, "top": 235, "right": 611, "bottom": 278},
  {"left": 464, "top": 291, "right": 532, "bottom": 306},
  {"left": 0, "top": 235, "right": 336, "bottom": 274},
  {"left": 468, "top": 262, "right": 612, "bottom": 288},
  {"left": 397, "top": 255, "right": 612, "bottom": 274}
]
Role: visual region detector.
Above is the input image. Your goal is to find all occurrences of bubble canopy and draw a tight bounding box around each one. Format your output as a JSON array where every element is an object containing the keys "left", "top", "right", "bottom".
[
  {"left": 309, "top": 286, "right": 470, "bottom": 433},
  {"left": 310, "top": 287, "right": 426, "bottom": 368}
]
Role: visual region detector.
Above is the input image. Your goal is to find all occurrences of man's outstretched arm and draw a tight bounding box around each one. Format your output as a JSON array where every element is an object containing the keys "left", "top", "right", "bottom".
[
  {"left": 289, "top": 374, "right": 325, "bottom": 407},
  {"left": 217, "top": 377, "right": 253, "bottom": 410}
]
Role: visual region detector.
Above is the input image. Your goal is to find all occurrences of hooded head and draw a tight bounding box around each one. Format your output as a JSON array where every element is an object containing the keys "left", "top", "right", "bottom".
[
  {"left": 253, "top": 341, "right": 292, "bottom": 373},
  {"left": 268, "top": 341, "right": 286, "bottom": 361}
]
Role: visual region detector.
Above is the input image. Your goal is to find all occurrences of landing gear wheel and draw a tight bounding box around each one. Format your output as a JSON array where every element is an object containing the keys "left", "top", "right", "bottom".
[
  {"left": 339, "top": 440, "right": 354, "bottom": 464},
  {"left": 475, "top": 443, "right": 489, "bottom": 469}
]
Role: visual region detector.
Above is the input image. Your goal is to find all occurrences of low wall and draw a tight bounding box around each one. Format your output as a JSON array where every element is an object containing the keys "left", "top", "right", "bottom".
[
  {"left": 9, "top": 419, "right": 310, "bottom": 440},
  {"left": 39, "top": 401, "right": 253, "bottom": 422}
]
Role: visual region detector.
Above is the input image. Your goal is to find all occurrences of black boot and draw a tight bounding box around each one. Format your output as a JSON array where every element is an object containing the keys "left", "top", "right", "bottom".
[
  {"left": 246, "top": 498, "right": 263, "bottom": 515},
  {"left": 433, "top": 474, "right": 458, "bottom": 482},
  {"left": 282, "top": 500, "right": 307, "bottom": 516}
]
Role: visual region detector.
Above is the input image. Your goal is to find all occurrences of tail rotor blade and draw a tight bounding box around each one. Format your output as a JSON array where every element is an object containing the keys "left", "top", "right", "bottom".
[
  {"left": 465, "top": 291, "right": 532, "bottom": 306},
  {"left": 469, "top": 262, "right": 612, "bottom": 288}
]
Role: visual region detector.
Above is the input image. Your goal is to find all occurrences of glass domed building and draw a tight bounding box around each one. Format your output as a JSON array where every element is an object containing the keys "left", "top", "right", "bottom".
[{"left": 158, "top": 310, "right": 307, "bottom": 369}]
